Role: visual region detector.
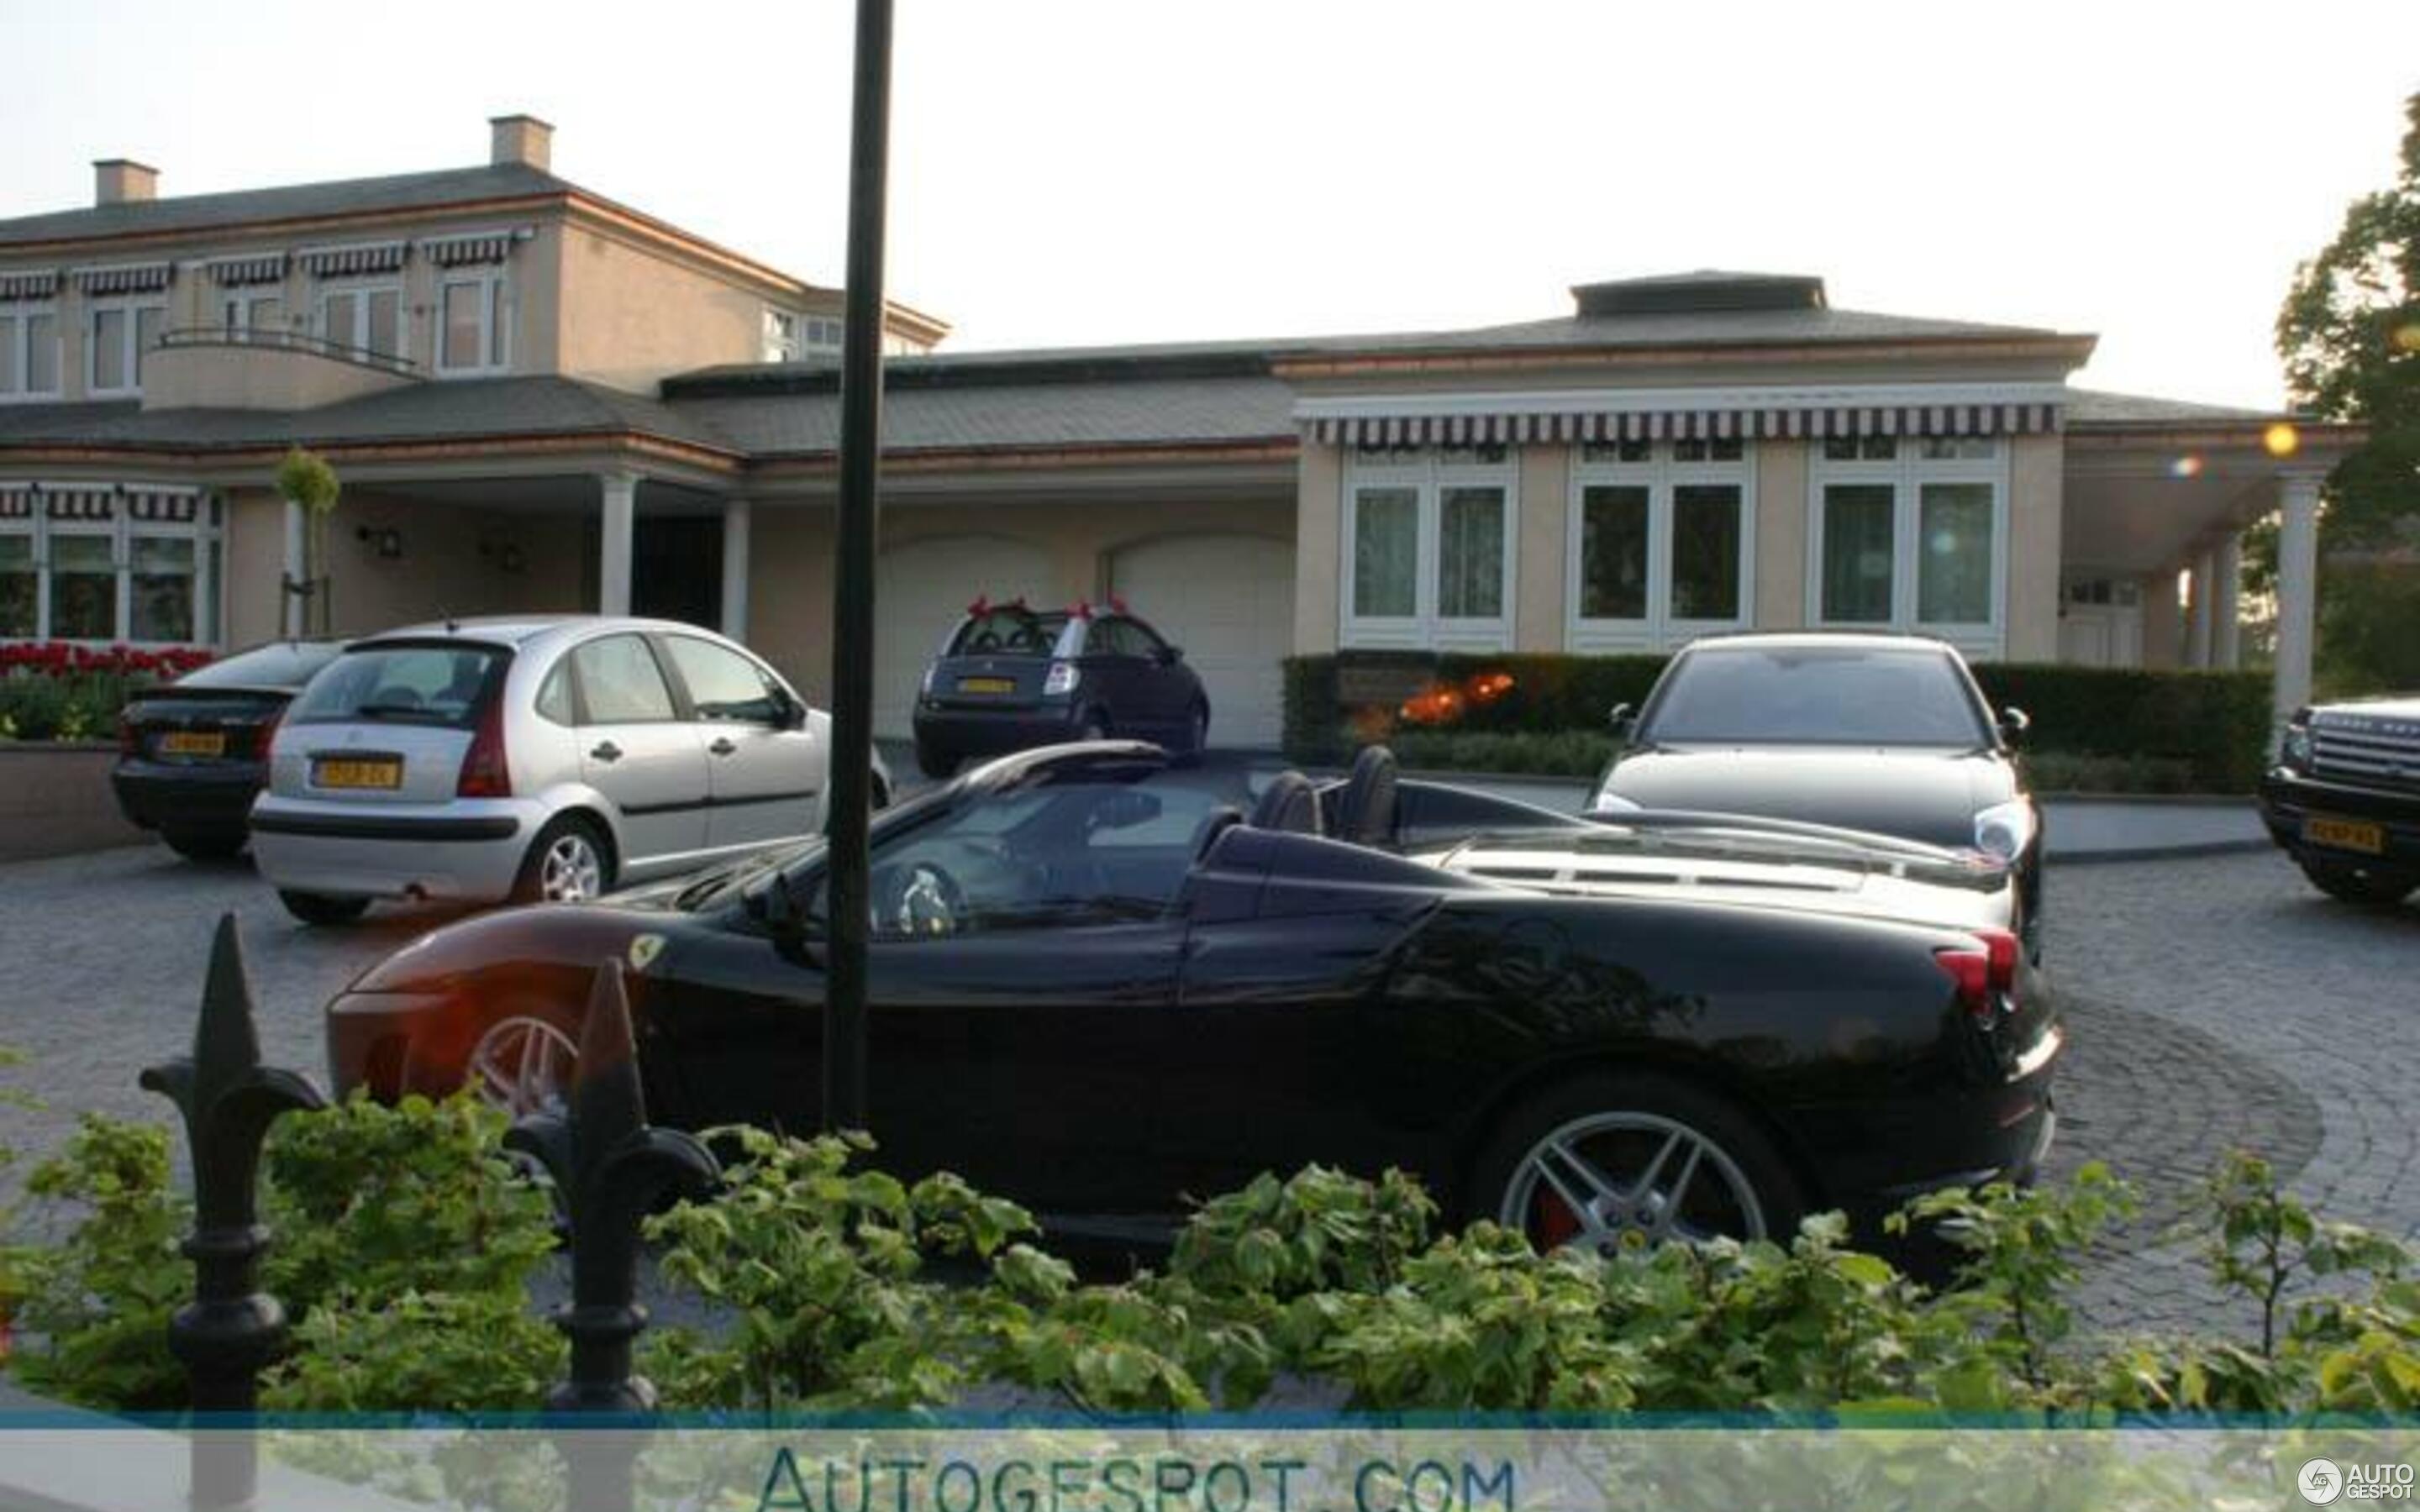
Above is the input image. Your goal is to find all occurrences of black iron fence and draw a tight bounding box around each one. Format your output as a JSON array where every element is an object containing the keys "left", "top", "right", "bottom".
[
  {"left": 140, "top": 913, "right": 718, "bottom": 1512},
  {"left": 154, "top": 327, "right": 422, "bottom": 379}
]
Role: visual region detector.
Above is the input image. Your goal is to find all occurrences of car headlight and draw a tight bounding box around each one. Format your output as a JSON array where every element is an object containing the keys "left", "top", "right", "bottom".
[
  {"left": 1974, "top": 799, "right": 2036, "bottom": 863},
  {"left": 2278, "top": 722, "right": 2312, "bottom": 770},
  {"left": 1043, "top": 661, "right": 1081, "bottom": 697},
  {"left": 1590, "top": 789, "right": 1641, "bottom": 816},
  {"left": 919, "top": 664, "right": 937, "bottom": 696}
]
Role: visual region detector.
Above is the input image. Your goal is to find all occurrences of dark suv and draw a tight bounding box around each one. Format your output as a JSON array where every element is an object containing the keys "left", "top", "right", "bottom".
[
  {"left": 911, "top": 601, "right": 1208, "bottom": 778},
  {"left": 2260, "top": 695, "right": 2420, "bottom": 906}
]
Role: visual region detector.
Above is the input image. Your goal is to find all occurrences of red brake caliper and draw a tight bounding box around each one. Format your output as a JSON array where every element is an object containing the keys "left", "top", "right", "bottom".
[{"left": 1535, "top": 1188, "right": 1581, "bottom": 1249}]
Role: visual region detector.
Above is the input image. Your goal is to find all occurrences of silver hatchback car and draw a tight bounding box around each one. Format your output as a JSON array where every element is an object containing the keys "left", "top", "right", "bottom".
[{"left": 250, "top": 616, "right": 886, "bottom": 925}]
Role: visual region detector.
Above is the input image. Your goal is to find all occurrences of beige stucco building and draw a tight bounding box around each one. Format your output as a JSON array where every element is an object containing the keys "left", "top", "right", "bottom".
[{"left": 0, "top": 118, "right": 2358, "bottom": 747}]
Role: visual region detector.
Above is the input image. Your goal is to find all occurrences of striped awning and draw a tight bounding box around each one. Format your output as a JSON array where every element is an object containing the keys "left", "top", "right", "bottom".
[
  {"left": 0, "top": 485, "right": 34, "bottom": 520},
  {"left": 296, "top": 240, "right": 408, "bottom": 277},
  {"left": 0, "top": 485, "right": 202, "bottom": 523},
  {"left": 419, "top": 231, "right": 515, "bottom": 266},
  {"left": 1307, "top": 401, "right": 2062, "bottom": 447},
  {"left": 70, "top": 262, "right": 173, "bottom": 297},
  {"left": 0, "top": 270, "right": 59, "bottom": 302},
  {"left": 206, "top": 253, "right": 288, "bottom": 286},
  {"left": 127, "top": 488, "right": 202, "bottom": 523},
  {"left": 45, "top": 488, "right": 118, "bottom": 522}
]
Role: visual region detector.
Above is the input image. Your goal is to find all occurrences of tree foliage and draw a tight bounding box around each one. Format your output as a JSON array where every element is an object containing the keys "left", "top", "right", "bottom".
[{"left": 2275, "top": 91, "right": 2420, "bottom": 553}]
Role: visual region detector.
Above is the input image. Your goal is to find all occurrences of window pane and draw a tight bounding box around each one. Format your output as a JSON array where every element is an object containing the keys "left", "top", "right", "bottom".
[
  {"left": 51, "top": 534, "right": 117, "bottom": 640},
  {"left": 1670, "top": 484, "right": 1742, "bottom": 621},
  {"left": 1821, "top": 484, "right": 1897, "bottom": 623},
  {"left": 324, "top": 292, "right": 358, "bottom": 348},
  {"left": 0, "top": 316, "right": 17, "bottom": 392},
  {"left": 1918, "top": 482, "right": 1994, "bottom": 624},
  {"left": 366, "top": 291, "right": 398, "bottom": 356},
  {"left": 1351, "top": 488, "right": 1418, "bottom": 619},
  {"left": 129, "top": 535, "right": 194, "bottom": 642},
  {"left": 442, "top": 282, "right": 483, "bottom": 368},
  {"left": 571, "top": 635, "right": 676, "bottom": 722},
  {"left": 1579, "top": 484, "right": 1649, "bottom": 620},
  {"left": 0, "top": 534, "right": 34, "bottom": 637},
  {"left": 664, "top": 636, "right": 780, "bottom": 722},
  {"left": 251, "top": 296, "right": 283, "bottom": 332},
  {"left": 92, "top": 308, "right": 128, "bottom": 389},
  {"left": 1437, "top": 486, "right": 1504, "bottom": 619},
  {"left": 134, "top": 307, "right": 163, "bottom": 386},
  {"left": 24, "top": 314, "right": 55, "bottom": 391}
]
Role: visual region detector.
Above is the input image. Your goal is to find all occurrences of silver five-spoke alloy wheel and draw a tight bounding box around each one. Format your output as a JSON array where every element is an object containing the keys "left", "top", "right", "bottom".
[
  {"left": 468, "top": 1016, "right": 578, "bottom": 1118},
  {"left": 536, "top": 829, "right": 606, "bottom": 901},
  {"left": 1498, "top": 1110, "right": 1767, "bottom": 1254}
]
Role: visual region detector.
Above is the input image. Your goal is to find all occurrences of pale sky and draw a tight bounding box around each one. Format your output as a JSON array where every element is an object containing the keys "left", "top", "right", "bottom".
[{"left": 4, "top": 0, "right": 2417, "bottom": 409}]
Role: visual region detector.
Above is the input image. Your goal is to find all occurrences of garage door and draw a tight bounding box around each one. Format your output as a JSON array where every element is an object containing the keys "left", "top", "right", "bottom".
[
  {"left": 1110, "top": 534, "right": 1296, "bottom": 749},
  {"left": 875, "top": 535, "right": 1053, "bottom": 738}
]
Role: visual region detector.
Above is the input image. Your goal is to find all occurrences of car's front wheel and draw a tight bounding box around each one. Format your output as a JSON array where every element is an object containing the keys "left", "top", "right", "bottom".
[
  {"left": 513, "top": 816, "right": 613, "bottom": 904},
  {"left": 278, "top": 890, "right": 371, "bottom": 927},
  {"left": 915, "top": 743, "right": 957, "bottom": 780},
  {"left": 1471, "top": 1072, "right": 1803, "bottom": 1255},
  {"left": 2301, "top": 858, "right": 2417, "bottom": 908}
]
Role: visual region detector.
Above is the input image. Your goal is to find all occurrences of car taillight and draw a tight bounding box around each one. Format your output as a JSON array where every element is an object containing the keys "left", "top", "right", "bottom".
[
  {"left": 118, "top": 711, "right": 140, "bottom": 756},
  {"left": 250, "top": 707, "right": 285, "bottom": 760},
  {"left": 455, "top": 696, "right": 511, "bottom": 798},
  {"left": 1934, "top": 927, "right": 2020, "bottom": 1020}
]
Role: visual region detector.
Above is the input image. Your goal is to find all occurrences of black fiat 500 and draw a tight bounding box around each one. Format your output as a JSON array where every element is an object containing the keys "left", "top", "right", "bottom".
[{"left": 910, "top": 599, "right": 1208, "bottom": 778}]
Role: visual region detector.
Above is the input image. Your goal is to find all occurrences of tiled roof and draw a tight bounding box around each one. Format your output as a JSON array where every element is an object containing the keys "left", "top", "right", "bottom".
[
  {"left": 2063, "top": 388, "right": 2283, "bottom": 426},
  {"left": 0, "top": 376, "right": 737, "bottom": 454},
  {"left": 676, "top": 375, "right": 1297, "bottom": 457},
  {"left": 0, "top": 164, "right": 576, "bottom": 249}
]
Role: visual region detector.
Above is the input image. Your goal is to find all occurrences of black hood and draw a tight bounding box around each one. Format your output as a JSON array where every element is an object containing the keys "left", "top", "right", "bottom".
[{"left": 1600, "top": 746, "right": 2016, "bottom": 849}]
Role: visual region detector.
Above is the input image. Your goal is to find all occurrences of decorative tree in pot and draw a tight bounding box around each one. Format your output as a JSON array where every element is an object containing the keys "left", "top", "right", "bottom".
[{"left": 275, "top": 447, "right": 341, "bottom": 638}]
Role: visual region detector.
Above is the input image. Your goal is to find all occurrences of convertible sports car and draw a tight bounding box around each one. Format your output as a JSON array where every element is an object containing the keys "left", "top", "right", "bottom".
[{"left": 325, "top": 743, "right": 2060, "bottom": 1252}]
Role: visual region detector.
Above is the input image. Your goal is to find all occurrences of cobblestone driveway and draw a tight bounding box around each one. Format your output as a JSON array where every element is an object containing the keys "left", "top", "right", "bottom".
[{"left": 0, "top": 840, "right": 2411, "bottom": 1334}]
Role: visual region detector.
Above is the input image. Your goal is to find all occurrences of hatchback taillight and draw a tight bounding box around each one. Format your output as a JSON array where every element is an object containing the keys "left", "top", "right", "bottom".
[
  {"left": 1934, "top": 927, "right": 2020, "bottom": 1020},
  {"left": 117, "top": 712, "right": 140, "bottom": 757},
  {"left": 250, "top": 707, "right": 285, "bottom": 760},
  {"left": 455, "top": 696, "right": 511, "bottom": 798}
]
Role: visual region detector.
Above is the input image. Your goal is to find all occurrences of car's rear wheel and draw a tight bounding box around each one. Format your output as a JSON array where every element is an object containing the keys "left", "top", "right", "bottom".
[
  {"left": 2301, "top": 858, "right": 2417, "bottom": 907},
  {"left": 278, "top": 890, "right": 371, "bottom": 927},
  {"left": 1078, "top": 713, "right": 1109, "bottom": 743},
  {"left": 514, "top": 816, "right": 613, "bottom": 904},
  {"left": 916, "top": 743, "right": 958, "bottom": 780},
  {"left": 163, "top": 828, "right": 246, "bottom": 861},
  {"left": 1472, "top": 1072, "right": 1803, "bottom": 1255}
]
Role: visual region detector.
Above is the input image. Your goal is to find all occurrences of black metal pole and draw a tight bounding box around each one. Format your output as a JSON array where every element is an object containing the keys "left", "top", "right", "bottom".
[{"left": 823, "top": 0, "right": 894, "bottom": 1134}]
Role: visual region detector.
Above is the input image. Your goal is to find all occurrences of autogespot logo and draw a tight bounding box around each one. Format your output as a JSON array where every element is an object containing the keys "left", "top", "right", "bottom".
[{"left": 2302, "top": 1457, "right": 2418, "bottom": 1504}]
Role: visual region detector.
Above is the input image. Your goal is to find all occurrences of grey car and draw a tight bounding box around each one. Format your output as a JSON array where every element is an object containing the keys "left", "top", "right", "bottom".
[{"left": 250, "top": 616, "right": 887, "bottom": 925}]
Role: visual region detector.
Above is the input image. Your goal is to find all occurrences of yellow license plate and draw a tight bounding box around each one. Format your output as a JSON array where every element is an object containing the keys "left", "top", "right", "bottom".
[
  {"left": 2305, "top": 816, "right": 2385, "bottom": 855},
  {"left": 957, "top": 676, "right": 1017, "bottom": 695},
  {"left": 314, "top": 758, "right": 402, "bottom": 790},
  {"left": 158, "top": 731, "right": 225, "bottom": 758}
]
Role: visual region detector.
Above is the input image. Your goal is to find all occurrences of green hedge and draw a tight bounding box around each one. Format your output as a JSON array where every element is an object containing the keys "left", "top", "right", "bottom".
[{"left": 1286, "top": 652, "right": 2274, "bottom": 793}]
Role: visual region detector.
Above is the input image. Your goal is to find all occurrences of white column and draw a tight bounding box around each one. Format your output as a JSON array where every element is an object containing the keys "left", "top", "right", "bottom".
[
  {"left": 719, "top": 496, "right": 751, "bottom": 640},
  {"left": 2186, "top": 549, "right": 2215, "bottom": 669},
  {"left": 597, "top": 471, "right": 638, "bottom": 617},
  {"left": 2213, "top": 533, "right": 2244, "bottom": 670},
  {"left": 280, "top": 498, "right": 306, "bottom": 638},
  {"left": 2273, "top": 472, "right": 2323, "bottom": 726}
]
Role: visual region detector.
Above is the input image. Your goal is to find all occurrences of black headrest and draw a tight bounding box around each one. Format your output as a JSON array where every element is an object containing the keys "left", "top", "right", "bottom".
[
  {"left": 1334, "top": 745, "right": 1400, "bottom": 846},
  {"left": 1247, "top": 771, "right": 1324, "bottom": 836}
]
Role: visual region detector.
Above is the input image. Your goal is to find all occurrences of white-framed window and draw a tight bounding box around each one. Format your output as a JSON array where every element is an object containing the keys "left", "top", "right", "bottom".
[
  {"left": 1341, "top": 443, "right": 1516, "bottom": 650},
  {"left": 221, "top": 288, "right": 286, "bottom": 339},
  {"left": 762, "top": 309, "right": 802, "bottom": 362},
  {"left": 435, "top": 270, "right": 508, "bottom": 374},
  {"left": 87, "top": 299, "right": 166, "bottom": 395},
  {"left": 808, "top": 317, "right": 844, "bottom": 353},
  {"left": 318, "top": 282, "right": 402, "bottom": 360},
  {"left": 0, "top": 490, "right": 220, "bottom": 645},
  {"left": 0, "top": 306, "right": 60, "bottom": 400},
  {"left": 1567, "top": 436, "right": 1754, "bottom": 652},
  {"left": 1807, "top": 434, "right": 2006, "bottom": 654}
]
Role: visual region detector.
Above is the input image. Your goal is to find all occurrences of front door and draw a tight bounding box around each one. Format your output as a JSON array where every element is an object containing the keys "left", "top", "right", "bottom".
[
  {"left": 658, "top": 633, "right": 823, "bottom": 850},
  {"left": 567, "top": 633, "right": 709, "bottom": 869},
  {"left": 631, "top": 515, "right": 723, "bottom": 630}
]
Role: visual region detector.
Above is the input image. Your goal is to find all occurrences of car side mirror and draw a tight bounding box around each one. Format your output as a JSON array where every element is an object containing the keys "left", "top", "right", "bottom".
[
  {"left": 1155, "top": 644, "right": 1183, "bottom": 665},
  {"left": 758, "top": 871, "right": 820, "bottom": 963},
  {"left": 1608, "top": 702, "right": 1635, "bottom": 737},
  {"left": 1998, "top": 706, "right": 2031, "bottom": 746},
  {"left": 777, "top": 693, "right": 809, "bottom": 731}
]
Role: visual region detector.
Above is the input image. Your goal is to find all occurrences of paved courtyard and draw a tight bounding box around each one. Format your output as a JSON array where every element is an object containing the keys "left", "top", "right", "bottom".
[{"left": 0, "top": 835, "right": 2410, "bottom": 1337}]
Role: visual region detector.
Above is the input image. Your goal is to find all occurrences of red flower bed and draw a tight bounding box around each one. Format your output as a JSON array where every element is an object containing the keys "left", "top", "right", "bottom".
[{"left": 0, "top": 642, "right": 213, "bottom": 679}]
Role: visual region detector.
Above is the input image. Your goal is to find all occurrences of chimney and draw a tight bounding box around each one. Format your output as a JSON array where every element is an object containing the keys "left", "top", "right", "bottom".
[
  {"left": 93, "top": 159, "right": 160, "bottom": 207},
  {"left": 488, "top": 114, "right": 554, "bottom": 172}
]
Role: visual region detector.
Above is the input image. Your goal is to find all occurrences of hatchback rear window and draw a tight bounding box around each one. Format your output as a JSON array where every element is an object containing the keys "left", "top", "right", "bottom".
[
  {"left": 947, "top": 609, "right": 1068, "bottom": 657},
  {"left": 1641, "top": 646, "right": 1990, "bottom": 747},
  {"left": 286, "top": 643, "right": 507, "bottom": 728},
  {"left": 174, "top": 642, "right": 343, "bottom": 690}
]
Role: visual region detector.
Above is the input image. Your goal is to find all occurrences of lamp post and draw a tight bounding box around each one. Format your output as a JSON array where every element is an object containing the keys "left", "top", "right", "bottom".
[{"left": 823, "top": 0, "right": 894, "bottom": 1135}]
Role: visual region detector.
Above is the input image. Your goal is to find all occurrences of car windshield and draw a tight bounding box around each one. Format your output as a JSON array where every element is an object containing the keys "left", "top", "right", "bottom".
[
  {"left": 946, "top": 609, "right": 1068, "bottom": 658},
  {"left": 172, "top": 642, "right": 341, "bottom": 690},
  {"left": 285, "top": 643, "right": 507, "bottom": 728},
  {"left": 1640, "top": 646, "right": 1990, "bottom": 747}
]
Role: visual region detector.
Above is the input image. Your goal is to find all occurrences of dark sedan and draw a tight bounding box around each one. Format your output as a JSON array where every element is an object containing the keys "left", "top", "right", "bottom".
[
  {"left": 112, "top": 639, "right": 345, "bottom": 858},
  {"left": 911, "top": 601, "right": 1207, "bottom": 778},
  {"left": 1588, "top": 633, "right": 2044, "bottom": 954},
  {"left": 325, "top": 743, "right": 2059, "bottom": 1252}
]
